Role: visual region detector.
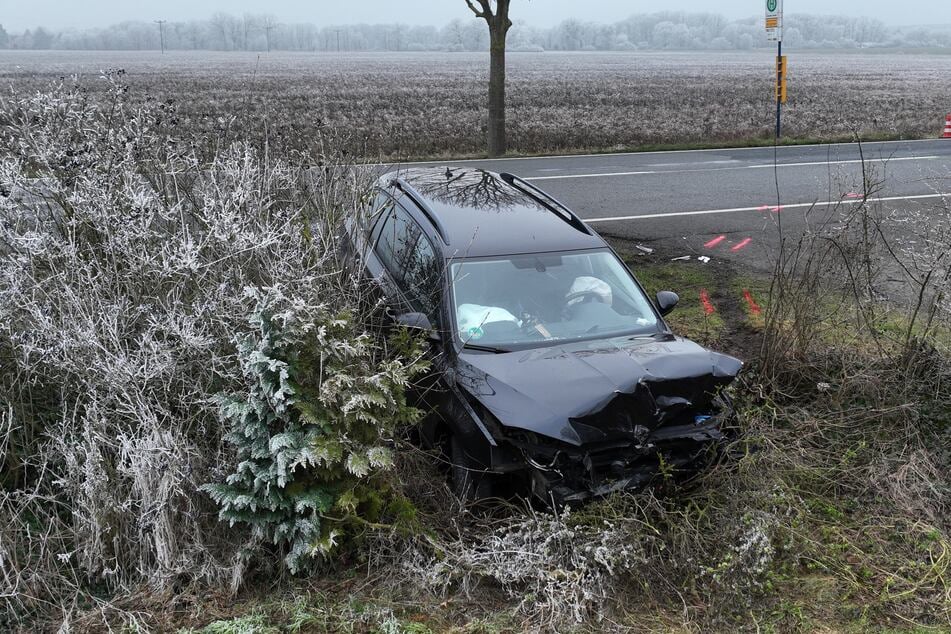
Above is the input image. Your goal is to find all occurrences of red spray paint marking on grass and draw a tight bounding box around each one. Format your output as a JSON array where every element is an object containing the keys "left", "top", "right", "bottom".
[
  {"left": 743, "top": 289, "right": 762, "bottom": 316},
  {"left": 845, "top": 192, "right": 863, "bottom": 199},
  {"left": 700, "top": 289, "right": 716, "bottom": 315},
  {"left": 731, "top": 237, "right": 752, "bottom": 252},
  {"left": 704, "top": 235, "right": 726, "bottom": 248}
]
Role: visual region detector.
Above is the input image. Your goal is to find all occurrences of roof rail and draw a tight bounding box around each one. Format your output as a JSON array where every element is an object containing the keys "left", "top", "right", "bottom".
[
  {"left": 390, "top": 177, "right": 450, "bottom": 245},
  {"left": 498, "top": 172, "right": 591, "bottom": 235}
]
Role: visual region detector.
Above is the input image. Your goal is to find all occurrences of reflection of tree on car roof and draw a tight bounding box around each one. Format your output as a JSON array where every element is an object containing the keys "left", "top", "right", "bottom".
[{"left": 405, "top": 167, "right": 528, "bottom": 212}]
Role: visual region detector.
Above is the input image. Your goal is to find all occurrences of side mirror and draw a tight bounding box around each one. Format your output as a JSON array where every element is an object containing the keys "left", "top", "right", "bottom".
[
  {"left": 394, "top": 312, "right": 439, "bottom": 339},
  {"left": 655, "top": 291, "right": 679, "bottom": 316}
]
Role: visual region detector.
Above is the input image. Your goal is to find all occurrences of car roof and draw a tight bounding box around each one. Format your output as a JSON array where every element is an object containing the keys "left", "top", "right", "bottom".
[{"left": 380, "top": 167, "right": 607, "bottom": 258}]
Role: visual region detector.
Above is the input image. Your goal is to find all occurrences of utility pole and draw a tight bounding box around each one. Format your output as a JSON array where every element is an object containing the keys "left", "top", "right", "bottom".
[
  {"left": 154, "top": 20, "right": 166, "bottom": 54},
  {"left": 264, "top": 20, "right": 276, "bottom": 52},
  {"left": 335, "top": 29, "right": 341, "bottom": 52}
]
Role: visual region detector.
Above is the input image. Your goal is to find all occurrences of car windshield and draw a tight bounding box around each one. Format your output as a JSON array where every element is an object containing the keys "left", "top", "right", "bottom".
[{"left": 450, "top": 249, "right": 661, "bottom": 349}]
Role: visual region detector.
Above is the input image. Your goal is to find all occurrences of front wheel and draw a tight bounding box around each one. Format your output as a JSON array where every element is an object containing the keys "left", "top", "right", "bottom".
[{"left": 450, "top": 434, "right": 494, "bottom": 502}]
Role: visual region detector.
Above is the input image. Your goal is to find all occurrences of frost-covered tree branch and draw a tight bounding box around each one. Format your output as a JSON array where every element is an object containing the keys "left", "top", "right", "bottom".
[{"left": 0, "top": 75, "right": 424, "bottom": 628}]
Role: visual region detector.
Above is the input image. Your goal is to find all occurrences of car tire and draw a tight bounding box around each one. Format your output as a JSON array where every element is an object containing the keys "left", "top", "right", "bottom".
[{"left": 450, "top": 434, "right": 493, "bottom": 502}]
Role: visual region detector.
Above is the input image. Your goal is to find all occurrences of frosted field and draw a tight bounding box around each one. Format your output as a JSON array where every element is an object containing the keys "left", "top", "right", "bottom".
[{"left": 1, "top": 49, "right": 949, "bottom": 158}]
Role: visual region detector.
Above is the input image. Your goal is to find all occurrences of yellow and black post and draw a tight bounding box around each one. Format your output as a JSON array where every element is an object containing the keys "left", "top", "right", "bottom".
[{"left": 775, "top": 41, "right": 784, "bottom": 139}]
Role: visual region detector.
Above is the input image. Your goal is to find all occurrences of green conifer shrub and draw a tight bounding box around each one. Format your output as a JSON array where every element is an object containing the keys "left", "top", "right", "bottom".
[{"left": 203, "top": 290, "right": 429, "bottom": 573}]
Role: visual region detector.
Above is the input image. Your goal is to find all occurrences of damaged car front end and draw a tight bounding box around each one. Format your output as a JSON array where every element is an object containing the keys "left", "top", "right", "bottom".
[{"left": 450, "top": 335, "right": 742, "bottom": 504}]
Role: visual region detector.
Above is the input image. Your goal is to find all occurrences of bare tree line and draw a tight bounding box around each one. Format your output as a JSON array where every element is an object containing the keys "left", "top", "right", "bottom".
[{"left": 1, "top": 12, "right": 949, "bottom": 52}]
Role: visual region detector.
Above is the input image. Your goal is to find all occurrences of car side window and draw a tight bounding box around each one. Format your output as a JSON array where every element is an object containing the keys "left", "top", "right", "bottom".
[
  {"left": 403, "top": 232, "right": 440, "bottom": 319},
  {"left": 374, "top": 204, "right": 441, "bottom": 322},
  {"left": 375, "top": 205, "right": 417, "bottom": 277}
]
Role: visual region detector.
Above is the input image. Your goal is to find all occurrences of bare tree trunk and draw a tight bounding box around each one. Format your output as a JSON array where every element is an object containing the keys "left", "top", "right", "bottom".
[
  {"left": 467, "top": 0, "right": 512, "bottom": 158},
  {"left": 488, "top": 25, "right": 507, "bottom": 157}
]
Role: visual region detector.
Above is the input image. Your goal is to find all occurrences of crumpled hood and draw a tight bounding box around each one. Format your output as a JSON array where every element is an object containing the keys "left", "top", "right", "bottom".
[{"left": 454, "top": 335, "right": 742, "bottom": 446}]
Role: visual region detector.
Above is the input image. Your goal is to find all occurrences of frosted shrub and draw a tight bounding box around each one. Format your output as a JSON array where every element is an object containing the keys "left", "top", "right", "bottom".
[
  {"left": 0, "top": 76, "right": 414, "bottom": 626},
  {"left": 415, "top": 511, "right": 653, "bottom": 624},
  {"left": 702, "top": 512, "right": 778, "bottom": 602}
]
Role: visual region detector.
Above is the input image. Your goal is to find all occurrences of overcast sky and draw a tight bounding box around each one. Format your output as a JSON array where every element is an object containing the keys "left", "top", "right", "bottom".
[{"left": 0, "top": 0, "right": 940, "bottom": 32}]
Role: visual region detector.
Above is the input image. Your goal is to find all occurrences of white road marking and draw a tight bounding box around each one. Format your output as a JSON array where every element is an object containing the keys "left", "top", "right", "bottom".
[
  {"left": 525, "top": 155, "right": 941, "bottom": 181},
  {"left": 583, "top": 193, "right": 950, "bottom": 223},
  {"left": 647, "top": 159, "right": 740, "bottom": 167},
  {"left": 383, "top": 138, "right": 944, "bottom": 166},
  {"left": 531, "top": 170, "right": 657, "bottom": 180}
]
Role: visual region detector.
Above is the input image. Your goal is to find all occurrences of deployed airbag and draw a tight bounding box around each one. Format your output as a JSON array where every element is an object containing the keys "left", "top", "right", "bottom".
[{"left": 457, "top": 303, "right": 520, "bottom": 340}]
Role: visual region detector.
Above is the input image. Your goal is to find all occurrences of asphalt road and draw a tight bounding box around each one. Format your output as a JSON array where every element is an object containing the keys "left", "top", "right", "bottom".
[{"left": 394, "top": 139, "right": 951, "bottom": 271}]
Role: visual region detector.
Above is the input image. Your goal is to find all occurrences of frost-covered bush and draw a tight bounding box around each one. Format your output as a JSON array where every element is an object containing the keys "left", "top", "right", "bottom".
[
  {"left": 0, "top": 76, "right": 417, "bottom": 627},
  {"left": 701, "top": 511, "right": 778, "bottom": 601},
  {"left": 412, "top": 511, "right": 654, "bottom": 624},
  {"left": 403, "top": 496, "right": 780, "bottom": 627}
]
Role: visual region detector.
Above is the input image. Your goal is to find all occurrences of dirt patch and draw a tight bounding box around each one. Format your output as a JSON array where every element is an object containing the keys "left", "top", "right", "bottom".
[{"left": 608, "top": 235, "right": 767, "bottom": 361}]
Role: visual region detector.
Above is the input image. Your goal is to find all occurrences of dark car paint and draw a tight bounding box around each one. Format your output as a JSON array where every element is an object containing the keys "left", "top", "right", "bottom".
[
  {"left": 453, "top": 334, "right": 742, "bottom": 447},
  {"left": 344, "top": 166, "right": 743, "bottom": 501},
  {"left": 387, "top": 168, "right": 606, "bottom": 258},
  {"left": 344, "top": 192, "right": 452, "bottom": 330}
]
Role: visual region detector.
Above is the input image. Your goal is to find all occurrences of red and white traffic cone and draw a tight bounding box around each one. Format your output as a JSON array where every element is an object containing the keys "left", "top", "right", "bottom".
[{"left": 944, "top": 114, "right": 951, "bottom": 139}]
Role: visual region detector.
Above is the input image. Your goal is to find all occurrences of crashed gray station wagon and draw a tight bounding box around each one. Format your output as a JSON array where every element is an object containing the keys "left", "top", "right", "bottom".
[{"left": 343, "top": 167, "right": 742, "bottom": 504}]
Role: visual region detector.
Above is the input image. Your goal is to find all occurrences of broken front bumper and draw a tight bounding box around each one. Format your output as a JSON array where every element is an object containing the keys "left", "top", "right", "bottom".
[{"left": 504, "top": 414, "right": 730, "bottom": 505}]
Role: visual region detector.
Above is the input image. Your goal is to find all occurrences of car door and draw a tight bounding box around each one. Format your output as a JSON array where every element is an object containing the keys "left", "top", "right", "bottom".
[{"left": 370, "top": 200, "right": 447, "bottom": 420}]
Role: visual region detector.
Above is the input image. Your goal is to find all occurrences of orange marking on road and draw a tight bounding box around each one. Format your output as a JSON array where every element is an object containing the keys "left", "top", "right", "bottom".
[
  {"left": 731, "top": 238, "right": 752, "bottom": 252},
  {"left": 704, "top": 235, "right": 726, "bottom": 248}
]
